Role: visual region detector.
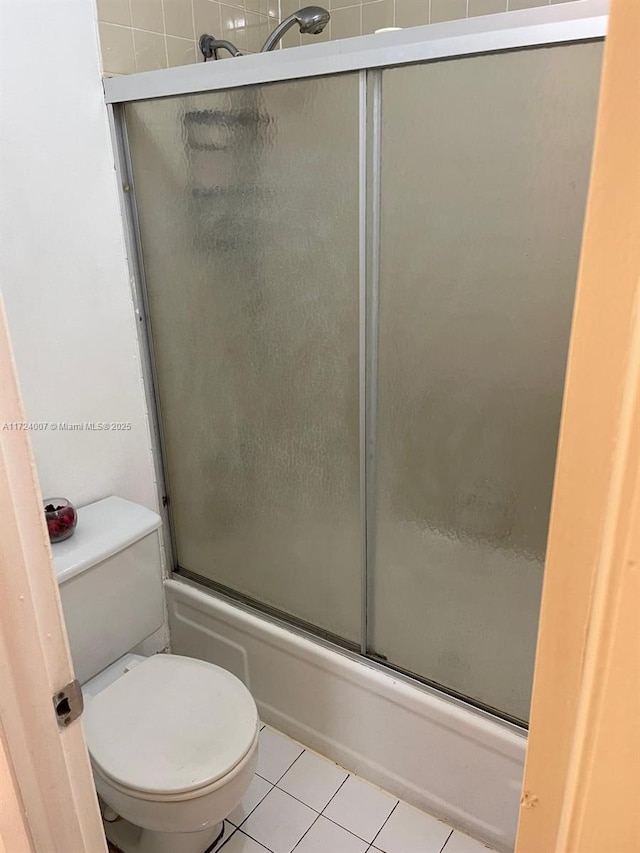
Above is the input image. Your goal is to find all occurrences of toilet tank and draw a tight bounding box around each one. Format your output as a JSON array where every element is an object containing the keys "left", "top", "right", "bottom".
[{"left": 52, "top": 496, "right": 164, "bottom": 684}]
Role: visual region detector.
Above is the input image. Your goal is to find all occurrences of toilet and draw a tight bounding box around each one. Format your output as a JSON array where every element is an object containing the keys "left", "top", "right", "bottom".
[{"left": 52, "top": 496, "right": 258, "bottom": 853}]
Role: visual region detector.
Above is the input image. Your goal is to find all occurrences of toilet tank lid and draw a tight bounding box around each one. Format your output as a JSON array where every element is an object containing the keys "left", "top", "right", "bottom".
[{"left": 52, "top": 496, "right": 162, "bottom": 585}]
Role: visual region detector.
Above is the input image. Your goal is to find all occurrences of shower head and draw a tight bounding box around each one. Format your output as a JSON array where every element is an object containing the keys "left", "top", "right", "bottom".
[
  {"left": 260, "top": 6, "right": 330, "bottom": 51},
  {"left": 296, "top": 5, "right": 331, "bottom": 34}
]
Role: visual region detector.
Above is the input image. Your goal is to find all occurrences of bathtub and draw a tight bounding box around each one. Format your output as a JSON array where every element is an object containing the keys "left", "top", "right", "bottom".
[{"left": 165, "top": 578, "right": 526, "bottom": 852}]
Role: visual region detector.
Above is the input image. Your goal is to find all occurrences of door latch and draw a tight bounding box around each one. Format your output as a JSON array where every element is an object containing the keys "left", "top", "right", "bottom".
[{"left": 53, "top": 679, "right": 84, "bottom": 728}]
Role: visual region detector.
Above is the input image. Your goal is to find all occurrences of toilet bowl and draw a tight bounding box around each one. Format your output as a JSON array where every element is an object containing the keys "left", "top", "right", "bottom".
[{"left": 83, "top": 653, "right": 259, "bottom": 853}]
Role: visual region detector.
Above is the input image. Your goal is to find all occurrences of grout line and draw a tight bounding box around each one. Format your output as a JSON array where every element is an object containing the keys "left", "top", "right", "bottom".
[
  {"left": 325, "top": 812, "right": 387, "bottom": 845},
  {"left": 190, "top": 0, "right": 199, "bottom": 61},
  {"left": 290, "top": 811, "right": 322, "bottom": 852},
  {"left": 267, "top": 726, "right": 400, "bottom": 801},
  {"left": 220, "top": 825, "right": 273, "bottom": 852},
  {"left": 439, "top": 828, "right": 455, "bottom": 852},
  {"left": 237, "top": 820, "right": 278, "bottom": 852},
  {"left": 272, "top": 782, "right": 322, "bottom": 813},
  {"left": 318, "top": 772, "right": 350, "bottom": 816},
  {"left": 267, "top": 743, "right": 351, "bottom": 816},
  {"left": 102, "top": 21, "right": 263, "bottom": 37},
  {"left": 236, "top": 829, "right": 273, "bottom": 852},
  {"left": 160, "top": 0, "right": 169, "bottom": 67},
  {"left": 369, "top": 798, "right": 400, "bottom": 848},
  {"left": 285, "top": 782, "right": 385, "bottom": 851},
  {"left": 317, "top": 771, "right": 400, "bottom": 846},
  {"left": 163, "top": 34, "right": 198, "bottom": 43},
  {"left": 232, "top": 813, "right": 274, "bottom": 849},
  {"left": 262, "top": 723, "right": 308, "bottom": 754},
  {"left": 238, "top": 830, "right": 273, "bottom": 852},
  {"left": 273, "top": 747, "right": 305, "bottom": 785},
  {"left": 231, "top": 780, "right": 274, "bottom": 829}
]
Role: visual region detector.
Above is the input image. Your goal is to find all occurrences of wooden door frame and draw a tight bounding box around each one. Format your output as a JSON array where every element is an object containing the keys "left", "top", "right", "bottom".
[
  {"left": 516, "top": 0, "right": 640, "bottom": 850},
  {"left": 0, "top": 299, "right": 107, "bottom": 853}
]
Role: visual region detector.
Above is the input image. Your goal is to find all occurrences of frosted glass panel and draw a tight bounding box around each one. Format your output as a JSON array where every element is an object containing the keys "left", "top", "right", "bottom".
[
  {"left": 125, "top": 76, "right": 361, "bottom": 642},
  {"left": 373, "top": 43, "right": 602, "bottom": 720}
]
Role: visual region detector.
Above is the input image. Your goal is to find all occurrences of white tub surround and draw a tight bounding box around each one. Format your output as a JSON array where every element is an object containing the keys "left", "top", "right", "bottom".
[{"left": 166, "top": 579, "right": 526, "bottom": 852}]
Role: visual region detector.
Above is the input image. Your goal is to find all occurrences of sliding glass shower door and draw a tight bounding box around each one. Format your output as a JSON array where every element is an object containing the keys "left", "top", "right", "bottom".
[
  {"left": 125, "top": 76, "right": 362, "bottom": 643},
  {"left": 122, "top": 35, "right": 602, "bottom": 723},
  {"left": 371, "top": 43, "right": 603, "bottom": 721}
]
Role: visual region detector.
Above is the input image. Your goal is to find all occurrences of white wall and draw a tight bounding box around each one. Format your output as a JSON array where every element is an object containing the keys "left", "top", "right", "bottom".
[{"left": 0, "top": 0, "right": 157, "bottom": 513}]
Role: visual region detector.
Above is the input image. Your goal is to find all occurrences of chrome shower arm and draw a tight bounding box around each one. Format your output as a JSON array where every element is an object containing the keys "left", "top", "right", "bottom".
[
  {"left": 199, "top": 34, "right": 243, "bottom": 60},
  {"left": 260, "top": 15, "right": 300, "bottom": 52}
]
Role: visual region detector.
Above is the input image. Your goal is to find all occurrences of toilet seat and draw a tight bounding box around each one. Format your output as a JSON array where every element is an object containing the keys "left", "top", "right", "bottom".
[
  {"left": 83, "top": 654, "right": 258, "bottom": 797},
  {"left": 91, "top": 728, "right": 259, "bottom": 804}
]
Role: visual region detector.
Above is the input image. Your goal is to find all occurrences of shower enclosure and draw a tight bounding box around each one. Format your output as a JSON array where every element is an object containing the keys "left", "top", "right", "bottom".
[{"left": 107, "top": 2, "right": 605, "bottom": 726}]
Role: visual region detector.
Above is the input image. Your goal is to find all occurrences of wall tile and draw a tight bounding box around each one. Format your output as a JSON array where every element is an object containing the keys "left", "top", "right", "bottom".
[
  {"left": 193, "top": 0, "right": 221, "bottom": 39},
  {"left": 245, "top": 10, "right": 264, "bottom": 51},
  {"left": 97, "top": 0, "right": 132, "bottom": 26},
  {"left": 131, "top": 0, "right": 165, "bottom": 32},
  {"left": 508, "top": 0, "right": 548, "bottom": 9},
  {"left": 99, "top": 22, "right": 136, "bottom": 74},
  {"left": 133, "top": 28, "right": 168, "bottom": 70},
  {"left": 163, "top": 0, "right": 196, "bottom": 38},
  {"left": 362, "top": 0, "right": 393, "bottom": 33},
  {"left": 281, "top": 0, "right": 303, "bottom": 18},
  {"left": 166, "top": 34, "right": 198, "bottom": 65},
  {"left": 220, "top": 2, "right": 247, "bottom": 50},
  {"left": 246, "top": 0, "right": 269, "bottom": 15},
  {"left": 259, "top": 15, "right": 274, "bottom": 48},
  {"left": 431, "top": 0, "right": 468, "bottom": 23},
  {"left": 280, "top": 0, "right": 302, "bottom": 46},
  {"left": 395, "top": 0, "right": 430, "bottom": 28},
  {"left": 468, "top": 0, "right": 508, "bottom": 16},
  {"left": 280, "top": 28, "right": 301, "bottom": 48},
  {"left": 330, "top": 5, "right": 361, "bottom": 40}
]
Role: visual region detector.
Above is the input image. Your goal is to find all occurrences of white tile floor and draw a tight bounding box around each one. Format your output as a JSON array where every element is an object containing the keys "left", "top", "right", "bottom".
[{"left": 210, "top": 725, "right": 497, "bottom": 853}]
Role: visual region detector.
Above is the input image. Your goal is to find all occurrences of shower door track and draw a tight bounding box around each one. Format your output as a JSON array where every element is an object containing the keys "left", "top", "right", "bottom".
[
  {"left": 175, "top": 567, "right": 527, "bottom": 731},
  {"left": 103, "top": 0, "right": 607, "bottom": 105},
  {"left": 106, "top": 0, "right": 608, "bottom": 732}
]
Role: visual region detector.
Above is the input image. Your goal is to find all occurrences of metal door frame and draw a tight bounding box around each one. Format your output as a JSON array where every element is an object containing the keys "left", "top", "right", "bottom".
[{"left": 106, "top": 0, "right": 608, "bottom": 729}]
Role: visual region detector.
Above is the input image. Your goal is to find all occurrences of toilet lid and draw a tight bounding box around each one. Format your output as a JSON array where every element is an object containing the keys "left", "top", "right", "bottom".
[{"left": 83, "top": 655, "right": 258, "bottom": 795}]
